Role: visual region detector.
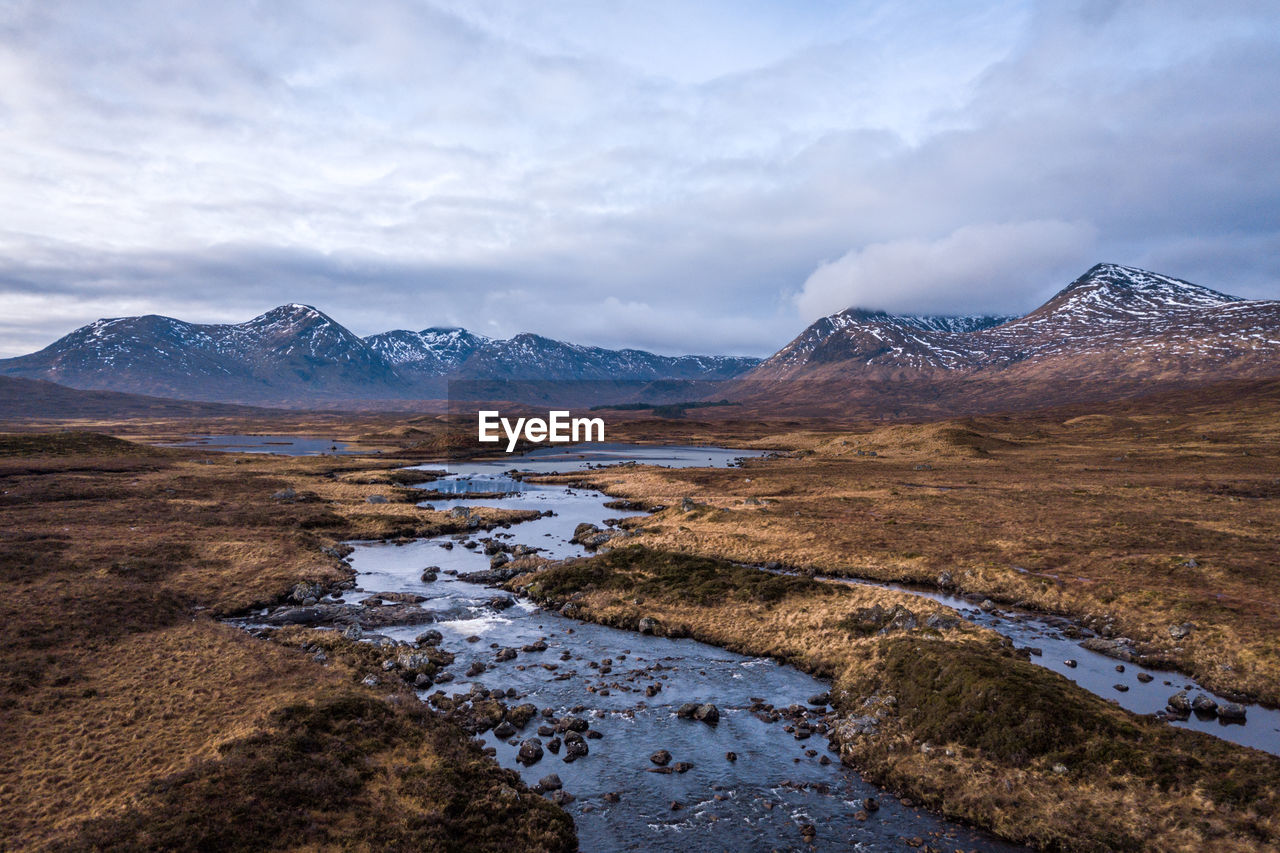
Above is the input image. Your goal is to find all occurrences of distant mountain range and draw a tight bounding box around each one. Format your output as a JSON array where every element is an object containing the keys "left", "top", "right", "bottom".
[
  {"left": 3, "top": 263, "right": 1276, "bottom": 415},
  {"left": 733, "top": 263, "right": 1280, "bottom": 415},
  {"left": 0, "top": 306, "right": 759, "bottom": 406}
]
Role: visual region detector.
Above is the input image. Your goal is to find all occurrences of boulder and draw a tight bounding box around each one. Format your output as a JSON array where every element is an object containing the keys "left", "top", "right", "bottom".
[
  {"left": 495, "top": 648, "right": 518, "bottom": 662},
  {"left": 516, "top": 738, "right": 543, "bottom": 765},
  {"left": 650, "top": 749, "right": 672, "bottom": 766},
  {"left": 366, "top": 494, "right": 389, "bottom": 504},
  {"left": 1218, "top": 702, "right": 1247, "bottom": 721},
  {"left": 693, "top": 704, "right": 720, "bottom": 725},
  {"left": 563, "top": 732, "right": 589, "bottom": 761},
  {"left": 1191, "top": 694, "right": 1218, "bottom": 714},
  {"left": 537, "top": 774, "right": 563, "bottom": 792},
  {"left": 507, "top": 703, "right": 538, "bottom": 729},
  {"left": 1167, "top": 690, "right": 1192, "bottom": 714},
  {"left": 493, "top": 720, "right": 517, "bottom": 739},
  {"left": 415, "top": 629, "right": 443, "bottom": 646}
]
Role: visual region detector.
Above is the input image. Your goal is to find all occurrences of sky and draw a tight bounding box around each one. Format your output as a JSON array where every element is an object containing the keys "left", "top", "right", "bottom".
[{"left": 0, "top": 0, "right": 1277, "bottom": 357}]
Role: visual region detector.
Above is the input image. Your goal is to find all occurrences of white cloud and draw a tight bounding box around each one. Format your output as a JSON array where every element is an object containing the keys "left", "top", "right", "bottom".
[{"left": 795, "top": 220, "right": 1098, "bottom": 319}]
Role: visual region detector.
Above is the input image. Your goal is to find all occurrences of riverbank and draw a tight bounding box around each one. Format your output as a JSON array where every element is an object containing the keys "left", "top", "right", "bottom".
[
  {"left": 511, "top": 546, "right": 1280, "bottom": 851},
  {"left": 535, "top": 389, "right": 1280, "bottom": 708},
  {"left": 0, "top": 432, "right": 574, "bottom": 850}
]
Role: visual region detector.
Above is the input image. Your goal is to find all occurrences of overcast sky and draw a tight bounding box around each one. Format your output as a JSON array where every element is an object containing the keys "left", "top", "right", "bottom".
[{"left": 1, "top": 0, "right": 1277, "bottom": 357}]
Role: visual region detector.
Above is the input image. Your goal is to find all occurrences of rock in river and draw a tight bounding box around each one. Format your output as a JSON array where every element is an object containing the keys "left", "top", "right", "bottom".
[
  {"left": 517, "top": 738, "right": 543, "bottom": 765},
  {"left": 1191, "top": 694, "right": 1218, "bottom": 714},
  {"left": 1218, "top": 702, "right": 1247, "bottom": 722},
  {"left": 650, "top": 749, "right": 672, "bottom": 767}
]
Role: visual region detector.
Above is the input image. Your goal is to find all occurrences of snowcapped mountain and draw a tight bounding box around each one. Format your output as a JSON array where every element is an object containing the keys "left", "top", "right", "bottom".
[
  {"left": 738, "top": 263, "right": 1280, "bottom": 414},
  {"left": 1, "top": 307, "right": 759, "bottom": 405},
  {"left": 364, "top": 327, "right": 491, "bottom": 371}
]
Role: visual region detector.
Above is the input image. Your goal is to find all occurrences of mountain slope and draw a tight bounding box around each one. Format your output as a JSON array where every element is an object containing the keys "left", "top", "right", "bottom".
[
  {"left": 737, "top": 263, "right": 1280, "bottom": 415},
  {"left": 1, "top": 308, "right": 760, "bottom": 406}
]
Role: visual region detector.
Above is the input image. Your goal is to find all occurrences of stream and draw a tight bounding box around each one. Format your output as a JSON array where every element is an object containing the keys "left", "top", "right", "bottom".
[
  {"left": 344, "top": 445, "right": 1020, "bottom": 852},
  {"left": 245, "top": 440, "right": 1276, "bottom": 850}
]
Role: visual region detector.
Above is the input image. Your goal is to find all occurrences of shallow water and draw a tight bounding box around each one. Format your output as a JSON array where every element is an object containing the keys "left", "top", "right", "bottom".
[
  {"left": 164, "top": 434, "right": 357, "bottom": 455},
  {"left": 344, "top": 445, "right": 1019, "bottom": 852},
  {"left": 830, "top": 577, "right": 1280, "bottom": 756}
]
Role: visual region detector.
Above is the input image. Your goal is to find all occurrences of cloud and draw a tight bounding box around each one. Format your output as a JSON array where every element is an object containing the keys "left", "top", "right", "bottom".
[
  {"left": 0, "top": 1, "right": 1277, "bottom": 358},
  {"left": 795, "top": 220, "right": 1098, "bottom": 319}
]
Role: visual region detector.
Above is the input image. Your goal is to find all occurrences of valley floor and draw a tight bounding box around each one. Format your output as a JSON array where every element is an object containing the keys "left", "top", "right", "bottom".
[{"left": 2, "top": 382, "right": 1279, "bottom": 850}]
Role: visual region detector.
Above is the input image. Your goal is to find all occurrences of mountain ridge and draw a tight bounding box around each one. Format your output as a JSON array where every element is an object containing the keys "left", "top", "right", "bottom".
[
  {"left": 0, "top": 307, "right": 761, "bottom": 406},
  {"left": 734, "top": 263, "right": 1280, "bottom": 415}
]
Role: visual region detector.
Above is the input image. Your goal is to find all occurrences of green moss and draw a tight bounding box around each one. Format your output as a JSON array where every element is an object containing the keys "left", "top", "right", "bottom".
[
  {"left": 67, "top": 693, "right": 575, "bottom": 852},
  {"left": 855, "top": 637, "right": 1280, "bottom": 810},
  {"left": 524, "top": 545, "right": 832, "bottom": 608},
  {"left": 0, "top": 431, "right": 160, "bottom": 457}
]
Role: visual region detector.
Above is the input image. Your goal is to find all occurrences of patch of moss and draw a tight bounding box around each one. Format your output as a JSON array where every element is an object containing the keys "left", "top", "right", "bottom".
[
  {"left": 525, "top": 545, "right": 832, "bottom": 608},
  {"left": 67, "top": 693, "right": 576, "bottom": 852},
  {"left": 854, "top": 637, "right": 1280, "bottom": 809}
]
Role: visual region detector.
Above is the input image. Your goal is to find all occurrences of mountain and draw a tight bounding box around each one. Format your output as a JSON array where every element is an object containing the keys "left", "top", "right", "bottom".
[
  {"left": 1, "top": 307, "right": 760, "bottom": 406},
  {"left": 735, "top": 263, "right": 1280, "bottom": 415}
]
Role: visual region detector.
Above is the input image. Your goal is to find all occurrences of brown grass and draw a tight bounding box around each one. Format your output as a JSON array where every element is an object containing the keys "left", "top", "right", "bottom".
[
  {"left": 513, "top": 547, "right": 1280, "bottom": 852},
  {"left": 0, "top": 433, "right": 573, "bottom": 850},
  {"left": 541, "top": 392, "right": 1280, "bottom": 705}
]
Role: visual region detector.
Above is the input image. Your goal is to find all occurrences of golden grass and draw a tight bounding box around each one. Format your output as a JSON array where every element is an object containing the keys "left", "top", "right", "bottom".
[
  {"left": 0, "top": 434, "right": 572, "bottom": 850},
  {"left": 513, "top": 547, "right": 1280, "bottom": 852},
  {"left": 541, "top": 397, "right": 1280, "bottom": 704}
]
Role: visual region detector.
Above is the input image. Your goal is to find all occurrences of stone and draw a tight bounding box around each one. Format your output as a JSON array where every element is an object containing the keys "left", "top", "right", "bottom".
[
  {"left": 693, "top": 703, "right": 720, "bottom": 725},
  {"left": 271, "top": 487, "right": 296, "bottom": 501},
  {"left": 1167, "top": 690, "right": 1192, "bottom": 714},
  {"left": 366, "top": 494, "right": 388, "bottom": 504},
  {"left": 807, "top": 692, "right": 830, "bottom": 707},
  {"left": 517, "top": 738, "right": 543, "bottom": 765},
  {"left": 563, "top": 732, "right": 588, "bottom": 760},
  {"left": 650, "top": 749, "right": 672, "bottom": 766},
  {"left": 1191, "top": 694, "right": 1218, "bottom": 714},
  {"left": 495, "top": 648, "right": 517, "bottom": 662},
  {"left": 1137, "top": 672, "right": 1153, "bottom": 683},
  {"left": 1169, "top": 623, "right": 1194, "bottom": 640},
  {"left": 507, "top": 703, "right": 537, "bottom": 729},
  {"left": 1218, "top": 702, "right": 1247, "bottom": 721},
  {"left": 415, "top": 629, "right": 443, "bottom": 646},
  {"left": 493, "top": 721, "right": 517, "bottom": 739},
  {"left": 1064, "top": 659, "right": 1077, "bottom": 668},
  {"left": 538, "top": 773, "right": 563, "bottom": 791},
  {"left": 550, "top": 789, "right": 575, "bottom": 806},
  {"left": 638, "top": 617, "right": 658, "bottom": 635}
]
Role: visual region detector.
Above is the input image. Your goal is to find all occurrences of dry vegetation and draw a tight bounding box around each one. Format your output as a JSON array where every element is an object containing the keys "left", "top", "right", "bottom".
[
  {"left": 512, "top": 546, "right": 1280, "bottom": 852},
  {"left": 0, "top": 431, "right": 573, "bottom": 851},
  {"left": 543, "top": 388, "right": 1280, "bottom": 706}
]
